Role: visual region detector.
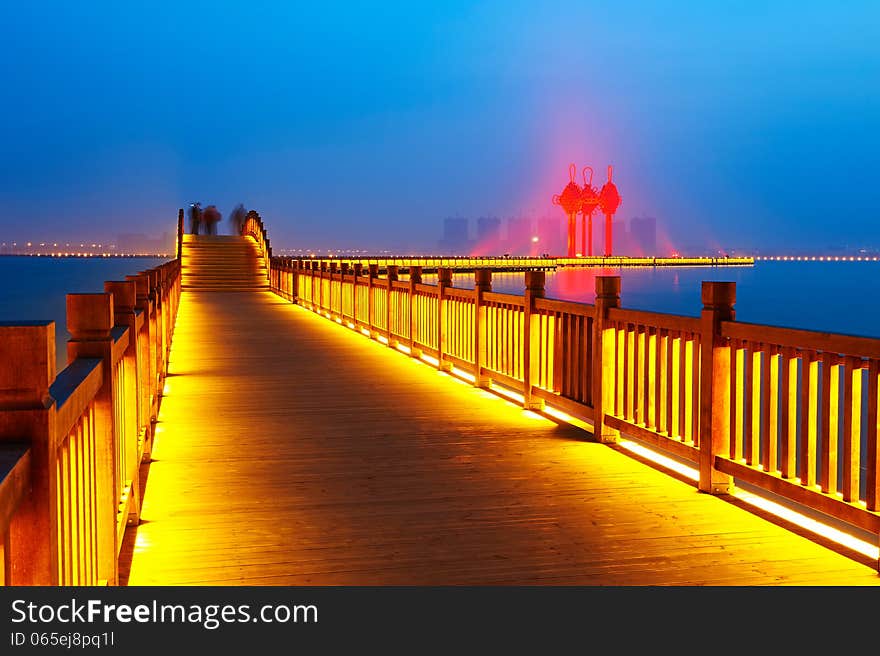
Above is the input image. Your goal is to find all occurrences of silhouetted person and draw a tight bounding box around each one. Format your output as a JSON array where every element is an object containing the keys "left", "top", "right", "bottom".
[
  {"left": 203, "top": 205, "right": 221, "bottom": 235},
  {"left": 229, "top": 203, "right": 247, "bottom": 236},
  {"left": 188, "top": 202, "right": 203, "bottom": 235}
]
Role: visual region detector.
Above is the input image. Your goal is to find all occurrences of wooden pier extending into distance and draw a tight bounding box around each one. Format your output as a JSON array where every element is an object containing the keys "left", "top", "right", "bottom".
[{"left": 1, "top": 209, "right": 878, "bottom": 586}]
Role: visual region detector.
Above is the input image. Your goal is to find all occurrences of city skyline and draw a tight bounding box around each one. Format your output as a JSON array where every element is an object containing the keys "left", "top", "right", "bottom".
[{"left": 2, "top": 3, "right": 878, "bottom": 254}]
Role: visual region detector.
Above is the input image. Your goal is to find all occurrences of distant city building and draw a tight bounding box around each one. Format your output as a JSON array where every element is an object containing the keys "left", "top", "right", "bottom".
[
  {"left": 629, "top": 216, "right": 657, "bottom": 255},
  {"left": 116, "top": 232, "right": 175, "bottom": 255},
  {"left": 537, "top": 216, "right": 564, "bottom": 256},
  {"left": 437, "top": 216, "right": 471, "bottom": 254},
  {"left": 476, "top": 215, "right": 502, "bottom": 246},
  {"left": 503, "top": 215, "right": 533, "bottom": 255}
]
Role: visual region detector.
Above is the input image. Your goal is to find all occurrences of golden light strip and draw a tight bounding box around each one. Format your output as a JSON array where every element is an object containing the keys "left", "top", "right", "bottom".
[
  {"left": 291, "top": 298, "right": 880, "bottom": 565},
  {"left": 731, "top": 489, "right": 879, "bottom": 560}
]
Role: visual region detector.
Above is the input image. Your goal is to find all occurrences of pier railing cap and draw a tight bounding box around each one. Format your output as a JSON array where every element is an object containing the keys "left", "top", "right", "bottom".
[
  {"left": 103, "top": 280, "right": 136, "bottom": 314},
  {"left": 701, "top": 281, "right": 736, "bottom": 309},
  {"left": 595, "top": 275, "right": 621, "bottom": 298},
  {"left": 524, "top": 270, "right": 546, "bottom": 292},
  {"left": 0, "top": 321, "right": 55, "bottom": 408},
  {"left": 67, "top": 293, "right": 114, "bottom": 340}
]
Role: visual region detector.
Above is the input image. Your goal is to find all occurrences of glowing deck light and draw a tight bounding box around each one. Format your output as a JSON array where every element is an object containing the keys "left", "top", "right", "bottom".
[
  {"left": 732, "top": 489, "right": 880, "bottom": 561},
  {"left": 377, "top": 335, "right": 389, "bottom": 345},
  {"left": 347, "top": 322, "right": 356, "bottom": 329},
  {"left": 163, "top": 383, "right": 170, "bottom": 395},
  {"left": 450, "top": 366, "right": 476, "bottom": 383},
  {"left": 616, "top": 437, "right": 880, "bottom": 561},
  {"left": 618, "top": 440, "right": 699, "bottom": 481},
  {"left": 490, "top": 383, "right": 525, "bottom": 405},
  {"left": 396, "top": 344, "right": 412, "bottom": 355},
  {"left": 420, "top": 354, "right": 440, "bottom": 367},
  {"left": 360, "top": 328, "right": 371, "bottom": 337}
]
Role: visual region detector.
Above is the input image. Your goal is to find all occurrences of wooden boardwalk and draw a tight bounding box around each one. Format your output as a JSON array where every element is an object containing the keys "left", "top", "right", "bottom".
[{"left": 121, "top": 288, "right": 880, "bottom": 586}]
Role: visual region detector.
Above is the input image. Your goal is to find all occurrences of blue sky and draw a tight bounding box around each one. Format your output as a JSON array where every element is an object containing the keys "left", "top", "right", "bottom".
[{"left": 1, "top": 1, "right": 878, "bottom": 253}]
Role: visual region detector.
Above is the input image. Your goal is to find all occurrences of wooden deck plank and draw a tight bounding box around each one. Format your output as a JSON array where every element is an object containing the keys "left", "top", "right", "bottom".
[{"left": 122, "top": 289, "right": 880, "bottom": 586}]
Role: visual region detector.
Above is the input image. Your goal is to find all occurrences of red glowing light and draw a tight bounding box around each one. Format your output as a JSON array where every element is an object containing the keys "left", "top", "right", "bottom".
[
  {"left": 598, "top": 165, "right": 622, "bottom": 257},
  {"left": 552, "top": 163, "right": 583, "bottom": 257},
  {"left": 580, "top": 166, "right": 599, "bottom": 257},
  {"left": 553, "top": 163, "right": 583, "bottom": 215},
  {"left": 552, "top": 163, "right": 621, "bottom": 258},
  {"left": 598, "top": 165, "right": 621, "bottom": 215}
]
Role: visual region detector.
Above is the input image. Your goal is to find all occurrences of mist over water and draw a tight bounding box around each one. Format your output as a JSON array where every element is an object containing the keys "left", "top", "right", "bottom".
[
  {"left": 2, "top": 257, "right": 879, "bottom": 379},
  {"left": 425, "top": 261, "right": 880, "bottom": 339},
  {"left": 0, "top": 256, "right": 169, "bottom": 372}
]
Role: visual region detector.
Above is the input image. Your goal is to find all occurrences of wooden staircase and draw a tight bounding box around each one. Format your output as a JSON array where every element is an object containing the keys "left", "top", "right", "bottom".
[{"left": 181, "top": 234, "right": 269, "bottom": 291}]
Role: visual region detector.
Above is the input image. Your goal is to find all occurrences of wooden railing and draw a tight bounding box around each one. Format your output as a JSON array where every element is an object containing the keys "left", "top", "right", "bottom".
[
  {"left": 271, "top": 255, "right": 880, "bottom": 560},
  {"left": 0, "top": 221, "right": 182, "bottom": 585},
  {"left": 291, "top": 254, "right": 753, "bottom": 272},
  {"left": 241, "top": 210, "right": 272, "bottom": 284}
]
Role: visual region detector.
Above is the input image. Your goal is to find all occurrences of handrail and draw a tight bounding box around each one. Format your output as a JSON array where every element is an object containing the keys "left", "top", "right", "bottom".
[
  {"left": 268, "top": 235, "right": 880, "bottom": 564},
  {"left": 0, "top": 210, "right": 183, "bottom": 585},
  {"left": 241, "top": 210, "right": 272, "bottom": 285}
]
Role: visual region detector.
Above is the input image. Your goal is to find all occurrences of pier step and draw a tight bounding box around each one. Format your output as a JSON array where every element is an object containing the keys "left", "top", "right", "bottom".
[{"left": 181, "top": 235, "right": 268, "bottom": 290}]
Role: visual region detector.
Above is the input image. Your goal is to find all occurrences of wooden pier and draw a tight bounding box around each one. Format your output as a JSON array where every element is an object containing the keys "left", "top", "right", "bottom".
[{"left": 1, "top": 209, "right": 878, "bottom": 586}]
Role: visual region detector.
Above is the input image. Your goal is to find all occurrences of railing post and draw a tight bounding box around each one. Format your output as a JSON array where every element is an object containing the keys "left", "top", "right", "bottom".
[
  {"left": 306, "top": 261, "right": 314, "bottom": 309},
  {"left": 409, "top": 266, "right": 422, "bottom": 357},
  {"left": 0, "top": 321, "right": 57, "bottom": 585},
  {"left": 293, "top": 258, "right": 302, "bottom": 303},
  {"left": 329, "top": 262, "right": 339, "bottom": 318},
  {"left": 319, "top": 262, "right": 328, "bottom": 313},
  {"left": 66, "top": 292, "right": 119, "bottom": 585},
  {"left": 340, "top": 263, "right": 350, "bottom": 318},
  {"left": 698, "top": 281, "right": 736, "bottom": 495},
  {"left": 386, "top": 265, "right": 399, "bottom": 346},
  {"left": 437, "top": 267, "right": 453, "bottom": 372},
  {"left": 177, "top": 208, "right": 184, "bottom": 260},
  {"left": 352, "top": 263, "right": 363, "bottom": 324},
  {"left": 522, "top": 270, "right": 546, "bottom": 410},
  {"left": 126, "top": 272, "right": 155, "bottom": 457},
  {"left": 368, "top": 264, "right": 379, "bottom": 338},
  {"left": 104, "top": 280, "right": 141, "bottom": 526},
  {"left": 473, "top": 268, "right": 492, "bottom": 388},
  {"left": 592, "top": 276, "right": 621, "bottom": 443}
]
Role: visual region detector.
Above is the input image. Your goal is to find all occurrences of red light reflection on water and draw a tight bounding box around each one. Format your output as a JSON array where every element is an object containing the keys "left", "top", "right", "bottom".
[{"left": 544, "top": 266, "right": 620, "bottom": 303}]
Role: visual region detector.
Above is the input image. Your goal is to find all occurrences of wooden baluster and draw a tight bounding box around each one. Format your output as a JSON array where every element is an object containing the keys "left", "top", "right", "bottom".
[
  {"left": 866, "top": 359, "right": 879, "bottom": 513},
  {"left": 779, "top": 347, "right": 798, "bottom": 479},
  {"left": 820, "top": 353, "right": 839, "bottom": 493},
  {"left": 841, "top": 356, "right": 861, "bottom": 502},
  {"left": 66, "top": 293, "right": 118, "bottom": 585},
  {"left": 592, "top": 276, "right": 620, "bottom": 443},
  {"left": 730, "top": 339, "right": 742, "bottom": 460},
  {"left": 800, "top": 351, "right": 819, "bottom": 489},
  {"left": 762, "top": 346, "right": 779, "bottom": 473},
  {"left": 698, "top": 281, "right": 735, "bottom": 495}
]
